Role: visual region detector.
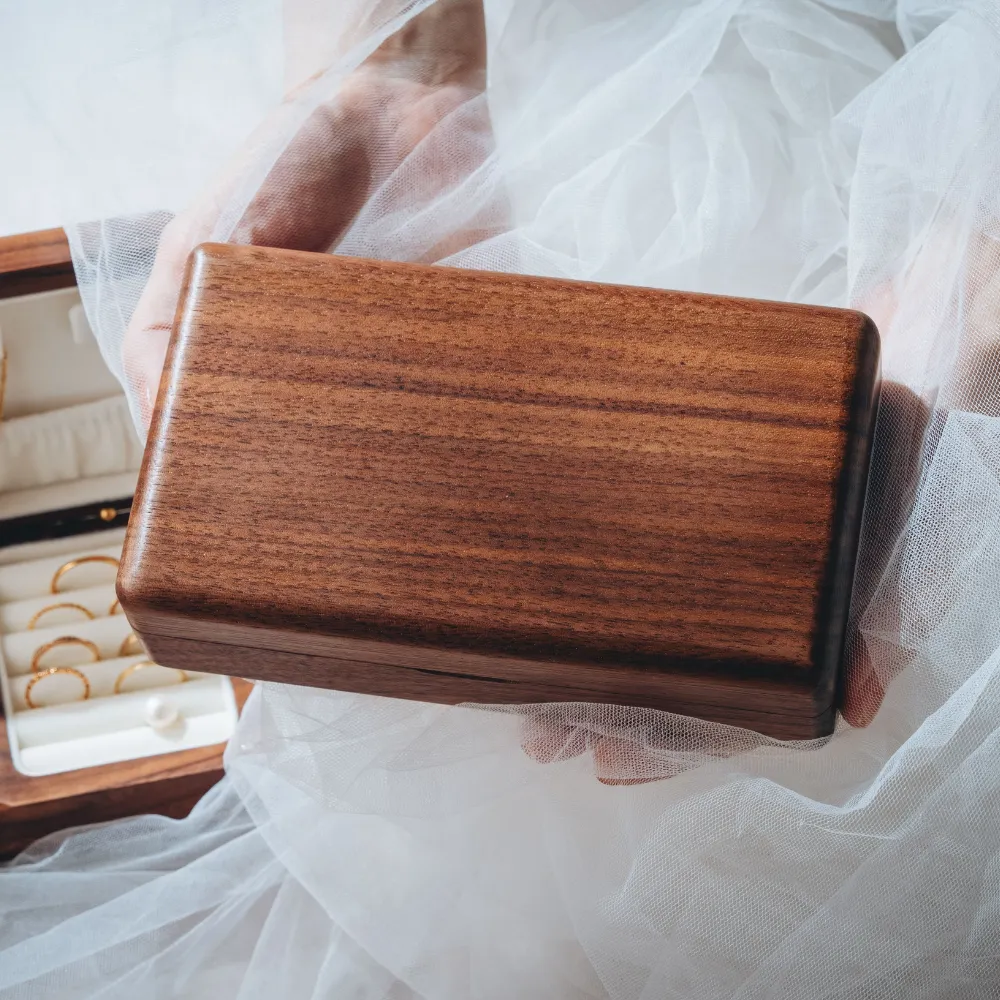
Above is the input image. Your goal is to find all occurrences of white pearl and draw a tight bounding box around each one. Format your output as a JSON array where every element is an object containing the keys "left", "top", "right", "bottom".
[{"left": 144, "top": 695, "right": 180, "bottom": 731}]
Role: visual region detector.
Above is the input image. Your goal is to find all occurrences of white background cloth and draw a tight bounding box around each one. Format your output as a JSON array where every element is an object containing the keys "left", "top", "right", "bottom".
[
  {"left": 0, "top": 1, "right": 283, "bottom": 237},
  {"left": 2, "top": 1, "right": 1000, "bottom": 997}
]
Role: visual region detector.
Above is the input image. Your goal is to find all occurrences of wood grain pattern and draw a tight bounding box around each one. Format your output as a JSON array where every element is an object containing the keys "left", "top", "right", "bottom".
[
  {"left": 0, "top": 679, "right": 251, "bottom": 859},
  {"left": 120, "top": 244, "right": 880, "bottom": 739},
  {"left": 0, "top": 228, "right": 75, "bottom": 300}
]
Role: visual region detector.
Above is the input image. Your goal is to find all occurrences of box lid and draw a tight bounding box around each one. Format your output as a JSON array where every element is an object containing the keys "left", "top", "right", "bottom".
[{"left": 120, "top": 244, "right": 880, "bottom": 738}]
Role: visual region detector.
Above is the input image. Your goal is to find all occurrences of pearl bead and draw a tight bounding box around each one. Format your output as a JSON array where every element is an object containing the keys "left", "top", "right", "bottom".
[{"left": 144, "top": 695, "right": 180, "bottom": 731}]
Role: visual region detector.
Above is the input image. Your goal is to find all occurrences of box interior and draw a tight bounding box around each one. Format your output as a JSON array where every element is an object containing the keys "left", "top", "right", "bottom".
[{"left": 0, "top": 285, "right": 237, "bottom": 777}]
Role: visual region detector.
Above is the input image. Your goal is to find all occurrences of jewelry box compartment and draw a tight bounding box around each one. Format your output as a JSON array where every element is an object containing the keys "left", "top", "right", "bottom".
[
  {"left": 0, "top": 229, "right": 240, "bottom": 788},
  {"left": 0, "top": 533, "right": 239, "bottom": 777}
]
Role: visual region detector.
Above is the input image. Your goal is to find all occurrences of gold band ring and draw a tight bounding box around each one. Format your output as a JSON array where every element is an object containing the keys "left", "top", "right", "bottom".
[
  {"left": 26, "top": 602, "right": 96, "bottom": 630},
  {"left": 118, "top": 632, "right": 144, "bottom": 657},
  {"left": 51, "top": 555, "right": 120, "bottom": 594},
  {"left": 24, "top": 666, "right": 91, "bottom": 709},
  {"left": 114, "top": 660, "right": 189, "bottom": 695},
  {"left": 31, "top": 636, "right": 101, "bottom": 673}
]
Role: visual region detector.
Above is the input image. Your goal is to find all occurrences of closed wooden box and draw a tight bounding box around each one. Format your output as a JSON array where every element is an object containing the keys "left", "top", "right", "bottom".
[{"left": 120, "top": 244, "right": 880, "bottom": 739}]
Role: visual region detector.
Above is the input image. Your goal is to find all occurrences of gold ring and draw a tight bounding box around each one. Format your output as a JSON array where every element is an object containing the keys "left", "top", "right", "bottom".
[
  {"left": 26, "top": 602, "right": 96, "bottom": 630},
  {"left": 51, "top": 555, "right": 120, "bottom": 594},
  {"left": 114, "top": 660, "right": 189, "bottom": 695},
  {"left": 24, "top": 666, "right": 91, "bottom": 709},
  {"left": 118, "top": 632, "right": 144, "bottom": 657},
  {"left": 31, "top": 636, "right": 101, "bottom": 673},
  {"left": 109, "top": 598, "right": 121, "bottom": 615}
]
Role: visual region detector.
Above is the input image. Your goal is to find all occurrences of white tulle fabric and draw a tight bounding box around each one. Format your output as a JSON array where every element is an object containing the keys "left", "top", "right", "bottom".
[{"left": 4, "top": 0, "right": 1000, "bottom": 997}]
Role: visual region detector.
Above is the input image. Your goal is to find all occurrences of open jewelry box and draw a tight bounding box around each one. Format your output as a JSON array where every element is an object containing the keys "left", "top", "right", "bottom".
[{"left": 0, "top": 228, "right": 248, "bottom": 858}]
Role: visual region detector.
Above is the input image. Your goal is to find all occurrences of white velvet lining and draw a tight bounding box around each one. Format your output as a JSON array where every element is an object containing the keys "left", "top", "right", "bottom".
[
  {"left": 0, "top": 542, "right": 122, "bottom": 601},
  {"left": 0, "top": 537, "right": 239, "bottom": 777},
  {"left": 1, "top": 285, "right": 236, "bottom": 777},
  {"left": 1, "top": 582, "right": 120, "bottom": 631},
  {"left": 7, "top": 654, "right": 201, "bottom": 711},
  {"left": 0, "top": 395, "right": 142, "bottom": 493},
  {"left": 0, "top": 287, "right": 122, "bottom": 419},
  {"left": 3, "top": 612, "right": 140, "bottom": 675},
  {"left": 0, "top": 527, "right": 126, "bottom": 568},
  {"left": 14, "top": 679, "right": 232, "bottom": 751}
]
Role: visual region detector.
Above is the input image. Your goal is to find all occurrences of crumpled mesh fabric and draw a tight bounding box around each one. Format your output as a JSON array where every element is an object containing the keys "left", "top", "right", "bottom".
[{"left": 4, "top": 0, "right": 1000, "bottom": 997}]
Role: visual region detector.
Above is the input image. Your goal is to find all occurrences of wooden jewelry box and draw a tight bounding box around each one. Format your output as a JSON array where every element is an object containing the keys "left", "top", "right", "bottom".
[
  {"left": 0, "top": 229, "right": 247, "bottom": 859},
  {"left": 120, "top": 244, "right": 880, "bottom": 740}
]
